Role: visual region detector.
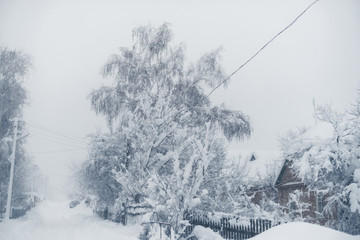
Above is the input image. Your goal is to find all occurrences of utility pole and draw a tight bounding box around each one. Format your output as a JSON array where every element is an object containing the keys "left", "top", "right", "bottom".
[{"left": 4, "top": 117, "right": 19, "bottom": 220}]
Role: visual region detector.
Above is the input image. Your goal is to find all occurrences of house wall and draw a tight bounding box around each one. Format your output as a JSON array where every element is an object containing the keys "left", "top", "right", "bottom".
[
  {"left": 276, "top": 163, "right": 303, "bottom": 206},
  {"left": 248, "top": 187, "right": 277, "bottom": 206},
  {"left": 276, "top": 163, "right": 327, "bottom": 223},
  {"left": 278, "top": 184, "right": 319, "bottom": 218}
]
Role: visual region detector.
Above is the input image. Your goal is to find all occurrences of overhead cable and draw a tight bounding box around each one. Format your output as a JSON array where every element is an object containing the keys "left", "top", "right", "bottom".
[
  {"left": 27, "top": 122, "right": 89, "bottom": 144},
  {"left": 207, "top": 0, "right": 320, "bottom": 97},
  {"left": 29, "top": 148, "right": 88, "bottom": 154},
  {"left": 31, "top": 134, "right": 88, "bottom": 148},
  {"left": 29, "top": 128, "right": 88, "bottom": 146}
]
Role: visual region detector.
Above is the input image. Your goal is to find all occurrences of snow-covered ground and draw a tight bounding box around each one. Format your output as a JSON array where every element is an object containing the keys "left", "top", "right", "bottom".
[
  {"left": 0, "top": 201, "right": 141, "bottom": 240},
  {"left": 191, "top": 222, "right": 359, "bottom": 240},
  {"left": 1, "top": 202, "right": 359, "bottom": 240},
  {"left": 190, "top": 222, "right": 360, "bottom": 240},
  {"left": 251, "top": 222, "right": 359, "bottom": 240}
]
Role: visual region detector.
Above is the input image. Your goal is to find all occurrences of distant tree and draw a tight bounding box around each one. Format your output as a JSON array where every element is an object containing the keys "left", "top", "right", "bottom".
[
  {"left": 81, "top": 24, "right": 251, "bottom": 237},
  {"left": 77, "top": 132, "right": 127, "bottom": 208},
  {"left": 0, "top": 48, "right": 30, "bottom": 139},
  {"left": 0, "top": 48, "right": 39, "bottom": 215}
]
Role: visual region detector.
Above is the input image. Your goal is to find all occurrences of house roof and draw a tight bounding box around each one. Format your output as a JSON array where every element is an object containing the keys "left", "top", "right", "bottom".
[
  {"left": 225, "top": 123, "right": 335, "bottom": 188},
  {"left": 274, "top": 159, "right": 303, "bottom": 187},
  {"left": 227, "top": 149, "right": 283, "bottom": 186},
  {"left": 301, "top": 122, "right": 334, "bottom": 144},
  {"left": 275, "top": 122, "right": 335, "bottom": 187}
]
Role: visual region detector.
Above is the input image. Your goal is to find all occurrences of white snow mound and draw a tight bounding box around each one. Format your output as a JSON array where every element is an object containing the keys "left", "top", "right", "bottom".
[
  {"left": 251, "top": 222, "right": 359, "bottom": 240},
  {"left": 192, "top": 225, "right": 224, "bottom": 240}
]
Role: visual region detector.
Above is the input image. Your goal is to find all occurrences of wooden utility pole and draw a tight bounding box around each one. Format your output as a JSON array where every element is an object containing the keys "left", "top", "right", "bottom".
[{"left": 4, "top": 117, "right": 19, "bottom": 220}]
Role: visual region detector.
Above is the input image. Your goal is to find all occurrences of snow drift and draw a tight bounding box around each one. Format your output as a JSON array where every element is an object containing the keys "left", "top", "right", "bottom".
[
  {"left": 0, "top": 201, "right": 141, "bottom": 240},
  {"left": 251, "top": 222, "right": 359, "bottom": 240}
]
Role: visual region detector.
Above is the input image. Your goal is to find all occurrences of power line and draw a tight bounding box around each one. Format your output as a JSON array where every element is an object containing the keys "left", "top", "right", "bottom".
[
  {"left": 160, "top": 0, "right": 321, "bottom": 139},
  {"left": 31, "top": 133, "right": 88, "bottom": 148},
  {"left": 21, "top": 121, "right": 91, "bottom": 155},
  {"left": 29, "top": 148, "right": 88, "bottom": 154},
  {"left": 207, "top": 0, "right": 320, "bottom": 97},
  {"left": 29, "top": 127, "right": 88, "bottom": 147},
  {"left": 26, "top": 122, "right": 89, "bottom": 144}
]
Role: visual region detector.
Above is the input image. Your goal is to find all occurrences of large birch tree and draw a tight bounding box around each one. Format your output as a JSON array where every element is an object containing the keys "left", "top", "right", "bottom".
[{"left": 81, "top": 24, "right": 251, "bottom": 236}]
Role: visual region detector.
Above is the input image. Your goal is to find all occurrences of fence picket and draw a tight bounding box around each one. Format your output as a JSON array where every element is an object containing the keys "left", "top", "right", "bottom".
[{"left": 126, "top": 210, "right": 278, "bottom": 240}]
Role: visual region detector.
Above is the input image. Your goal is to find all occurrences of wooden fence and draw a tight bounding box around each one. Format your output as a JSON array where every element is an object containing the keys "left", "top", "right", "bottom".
[
  {"left": 0, "top": 205, "right": 33, "bottom": 221},
  {"left": 0, "top": 196, "right": 38, "bottom": 221},
  {"left": 94, "top": 204, "right": 152, "bottom": 225},
  {"left": 183, "top": 213, "right": 274, "bottom": 240}
]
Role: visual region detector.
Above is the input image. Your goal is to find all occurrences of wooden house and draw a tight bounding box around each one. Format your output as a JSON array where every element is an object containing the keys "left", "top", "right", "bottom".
[
  {"left": 232, "top": 144, "right": 332, "bottom": 225},
  {"left": 275, "top": 159, "right": 329, "bottom": 224}
]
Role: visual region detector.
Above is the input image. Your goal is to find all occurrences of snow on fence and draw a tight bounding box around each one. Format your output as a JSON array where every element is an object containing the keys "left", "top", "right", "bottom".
[
  {"left": 0, "top": 205, "right": 33, "bottom": 221},
  {"left": 94, "top": 203, "right": 152, "bottom": 225},
  {"left": 94, "top": 206, "right": 275, "bottom": 240},
  {"left": 183, "top": 213, "right": 274, "bottom": 240}
]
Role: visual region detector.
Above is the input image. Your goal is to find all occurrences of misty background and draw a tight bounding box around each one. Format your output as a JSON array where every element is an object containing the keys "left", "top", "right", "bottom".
[{"left": 0, "top": 0, "right": 359, "bottom": 199}]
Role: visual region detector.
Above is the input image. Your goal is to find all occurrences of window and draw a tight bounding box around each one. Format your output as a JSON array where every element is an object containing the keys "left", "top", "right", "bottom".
[
  {"left": 316, "top": 193, "right": 325, "bottom": 213},
  {"left": 290, "top": 201, "right": 296, "bottom": 210}
]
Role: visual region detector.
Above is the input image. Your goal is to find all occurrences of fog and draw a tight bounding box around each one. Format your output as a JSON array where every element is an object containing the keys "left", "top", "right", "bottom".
[{"left": 1, "top": 0, "right": 359, "bottom": 199}]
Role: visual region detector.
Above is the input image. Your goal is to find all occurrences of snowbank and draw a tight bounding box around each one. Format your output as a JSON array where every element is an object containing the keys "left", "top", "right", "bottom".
[
  {"left": 251, "top": 222, "right": 359, "bottom": 240},
  {"left": 192, "top": 225, "right": 224, "bottom": 240}
]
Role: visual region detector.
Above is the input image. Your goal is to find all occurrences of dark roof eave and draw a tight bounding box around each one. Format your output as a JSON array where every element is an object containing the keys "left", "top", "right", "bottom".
[{"left": 276, "top": 182, "right": 305, "bottom": 188}]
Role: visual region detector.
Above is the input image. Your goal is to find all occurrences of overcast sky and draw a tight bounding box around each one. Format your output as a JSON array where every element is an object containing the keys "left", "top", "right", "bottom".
[{"left": 1, "top": 0, "right": 359, "bottom": 199}]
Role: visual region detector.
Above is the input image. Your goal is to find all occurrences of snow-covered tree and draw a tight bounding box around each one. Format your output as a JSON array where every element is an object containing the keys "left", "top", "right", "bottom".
[
  {"left": 279, "top": 92, "right": 360, "bottom": 234},
  {"left": 0, "top": 48, "right": 41, "bottom": 215},
  {"left": 0, "top": 48, "right": 29, "bottom": 139},
  {"left": 80, "top": 24, "right": 251, "bottom": 236}
]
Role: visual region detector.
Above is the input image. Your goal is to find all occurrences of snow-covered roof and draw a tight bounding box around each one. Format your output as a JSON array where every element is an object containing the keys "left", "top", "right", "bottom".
[
  {"left": 225, "top": 124, "right": 334, "bottom": 186},
  {"left": 301, "top": 122, "right": 334, "bottom": 144},
  {"left": 227, "top": 149, "right": 283, "bottom": 186}
]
